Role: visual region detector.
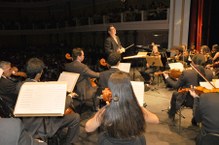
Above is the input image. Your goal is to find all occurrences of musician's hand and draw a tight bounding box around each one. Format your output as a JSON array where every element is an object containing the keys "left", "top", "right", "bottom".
[
  {"left": 163, "top": 72, "right": 169, "bottom": 79},
  {"left": 68, "top": 92, "right": 78, "bottom": 98},
  {"left": 189, "top": 85, "right": 199, "bottom": 98}
]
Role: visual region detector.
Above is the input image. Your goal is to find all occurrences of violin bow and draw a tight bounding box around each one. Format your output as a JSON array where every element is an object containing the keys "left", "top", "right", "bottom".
[{"left": 190, "top": 62, "right": 216, "bottom": 88}]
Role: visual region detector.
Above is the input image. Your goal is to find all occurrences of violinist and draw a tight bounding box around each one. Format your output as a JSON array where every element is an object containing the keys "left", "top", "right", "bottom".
[
  {"left": 139, "top": 44, "right": 161, "bottom": 85},
  {"left": 18, "top": 57, "right": 80, "bottom": 145},
  {"left": 200, "top": 45, "right": 212, "bottom": 65},
  {"left": 211, "top": 44, "right": 219, "bottom": 62},
  {"left": 85, "top": 71, "right": 159, "bottom": 143},
  {"left": 163, "top": 54, "right": 213, "bottom": 125},
  {"left": 189, "top": 87, "right": 219, "bottom": 145},
  {"left": 0, "top": 61, "right": 21, "bottom": 109}
]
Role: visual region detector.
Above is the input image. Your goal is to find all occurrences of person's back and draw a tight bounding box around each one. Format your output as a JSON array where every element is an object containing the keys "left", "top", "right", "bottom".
[
  {"left": 190, "top": 91, "right": 219, "bottom": 145},
  {"left": 99, "top": 52, "right": 121, "bottom": 88},
  {"left": 98, "top": 133, "right": 146, "bottom": 145},
  {"left": 0, "top": 118, "right": 47, "bottom": 145},
  {"left": 197, "top": 93, "right": 219, "bottom": 134},
  {"left": 85, "top": 72, "right": 159, "bottom": 145}
]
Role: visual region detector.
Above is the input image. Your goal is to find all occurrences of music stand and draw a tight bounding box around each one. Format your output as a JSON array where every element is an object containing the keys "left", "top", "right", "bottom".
[
  {"left": 145, "top": 56, "right": 163, "bottom": 92},
  {"left": 145, "top": 56, "right": 163, "bottom": 67}
]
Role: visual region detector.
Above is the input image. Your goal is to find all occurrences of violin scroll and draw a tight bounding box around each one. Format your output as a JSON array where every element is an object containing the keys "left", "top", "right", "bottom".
[{"left": 102, "top": 88, "right": 112, "bottom": 103}]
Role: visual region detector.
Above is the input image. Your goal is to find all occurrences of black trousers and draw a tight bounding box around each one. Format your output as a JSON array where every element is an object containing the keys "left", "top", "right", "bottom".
[{"left": 168, "top": 91, "right": 194, "bottom": 117}]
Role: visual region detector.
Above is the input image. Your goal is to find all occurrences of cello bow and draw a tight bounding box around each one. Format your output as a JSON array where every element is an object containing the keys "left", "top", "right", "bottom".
[{"left": 190, "top": 62, "right": 216, "bottom": 88}]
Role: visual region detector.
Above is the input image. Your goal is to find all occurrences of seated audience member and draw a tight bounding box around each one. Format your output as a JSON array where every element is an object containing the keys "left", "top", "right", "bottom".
[
  {"left": 85, "top": 71, "right": 159, "bottom": 144},
  {"left": 99, "top": 52, "right": 121, "bottom": 88},
  {"left": 0, "top": 118, "right": 47, "bottom": 145},
  {"left": 64, "top": 48, "right": 100, "bottom": 110},
  {"left": 189, "top": 89, "right": 219, "bottom": 145},
  {"left": 19, "top": 58, "right": 80, "bottom": 145},
  {"left": 163, "top": 54, "right": 213, "bottom": 125},
  {"left": 0, "top": 61, "right": 20, "bottom": 109}
]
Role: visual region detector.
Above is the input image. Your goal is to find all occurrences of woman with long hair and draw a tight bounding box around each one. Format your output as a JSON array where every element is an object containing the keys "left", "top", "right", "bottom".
[{"left": 85, "top": 71, "right": 159, "bottom": 144}]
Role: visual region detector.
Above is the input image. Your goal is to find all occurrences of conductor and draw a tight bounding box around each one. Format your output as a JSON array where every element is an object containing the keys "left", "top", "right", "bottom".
[{"left": 104, "top": 25, "right": 125, "bottom": 56}]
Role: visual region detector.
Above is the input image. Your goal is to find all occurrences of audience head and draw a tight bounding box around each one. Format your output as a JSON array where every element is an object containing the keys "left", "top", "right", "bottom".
[
  {"left": 0, "top": 61, "right": 12, "bottom": 77},
  {"left": 26, "top": 58, "right": 45, "bottom": 80},
  {"left": 102, "top": 71, "right": 145, "bottom": 138},
  {"left": 107, "top": 52, "right": 121, "bottom": 66},
  {"left": 72, "top": 48, "right": 84, "bottom": 62}
]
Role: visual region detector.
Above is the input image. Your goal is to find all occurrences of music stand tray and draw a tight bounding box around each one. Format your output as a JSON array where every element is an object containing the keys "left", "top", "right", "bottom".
[{"left": 146, "top": 55, "right": 163, "bottom": 67}]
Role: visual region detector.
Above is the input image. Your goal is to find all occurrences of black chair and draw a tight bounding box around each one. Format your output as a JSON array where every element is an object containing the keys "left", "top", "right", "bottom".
[
  {"left": 98, "top": 133, "right": 146, "bottom": 145},
  {"left": 0, "top": 96, "right": 14, "bottom": 118}
]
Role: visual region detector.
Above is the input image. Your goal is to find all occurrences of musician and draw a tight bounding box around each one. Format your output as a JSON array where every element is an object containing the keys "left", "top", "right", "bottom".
[
  {"left": 85, "top": 71, "right": 159, "bottom": 144},
  {"left": 0, "top": 61, "right": 20, "bottom": 109},
  {"left": 211, "top": 44, "right": 219, "bottom": 62},
  {"left": 163, "top": 54, "right": 213, "bottom": 125},
  {"left": 99, "top": 52, "right": 121, "bottom": 88},
  {"left": 139, "top": 44, "right": 161, "bottom": 85},
  {"left": 189, "top": 89, "right": 219, "bottom": 145},
  {"left": 200, "top": 45, "right": 212, "bottom": 65},
  {"left": 104, "top": 25, "right": 125, "bottom": 56},
  {"left": 64, "top": 48, "right": 100, "bottom": 110},
  {"left": 19, "top": 58, "right": 80, "bottom": 145}
]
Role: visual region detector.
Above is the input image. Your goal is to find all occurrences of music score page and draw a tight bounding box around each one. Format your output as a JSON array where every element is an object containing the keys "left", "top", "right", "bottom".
[
  {"left": 14, "top": 82, "right": 67, "bottom": 117},
  {"left": 58, "top": 71, "right": 80, "bottom": 92},
  {"left": 118, "top": 63, "right": 131, "bottom": 73},
  {"left": 131, "top": 81, "right": 145, "bottom": 106}
]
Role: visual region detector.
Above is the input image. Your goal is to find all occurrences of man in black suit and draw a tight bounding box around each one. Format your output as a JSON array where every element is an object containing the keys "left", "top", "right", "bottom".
[
  {"left": 104, "top": 25, "right": 125, "bottom": 56},
  {"left": 0, "top": 61, "right": 20, "bottom": 109},
  {"left": 64, "top": 48, "right": 100, "bottom": 110},
  {"left": 190, "top": 90, "right": 219, "bottom": 145},
  {"left": 99, "top": 52, "right": 121, "bottom": 88},
  {"left": 163, "top": 54, "right": 213, "bottom": 124},
  {"left": 20, "top": 58, "right": 80, "bottom": 145}
]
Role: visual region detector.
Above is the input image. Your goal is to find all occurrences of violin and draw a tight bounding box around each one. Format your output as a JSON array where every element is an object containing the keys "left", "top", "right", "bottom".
[
  {"left": 162, "top": 69, "right": 182, "bottom": 80},
  {"left": 90, "top": 78, "right": 97, "bottom": 87},
  {"left": 99, "top": 58, "right": 108, "bottom": 67},
  {"left": 102, "top": 88, "right": 112, "bottom": 103},
  {"left": 168, "top": 69, "right": 182, "bottom": 80},
  {"left": 64, "top": 107, "right": 74, "bottom": 115},
  {"left": 11, "top": 66, "right": 27, "bottom": 78},
  {"left": 178, "top": 86, "right": 219, "bottom": 95},
  {"left": 65, "top": 53, "right": 73, "bottom": 61}
]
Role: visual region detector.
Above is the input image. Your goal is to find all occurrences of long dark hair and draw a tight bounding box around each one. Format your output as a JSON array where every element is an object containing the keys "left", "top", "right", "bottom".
[{"left": 102, "top": 71, "right": 146, "bottom": 139}]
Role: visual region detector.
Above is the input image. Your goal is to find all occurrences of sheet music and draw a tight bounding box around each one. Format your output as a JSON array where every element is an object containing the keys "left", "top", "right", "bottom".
[
  {"left": 131, "top": 81, "right": 145, "bottom": 106},
  {"left": 14, "top": 82, "right": 67, "bottom": 117},
  {"left": 168, "top": 62, "right": 184, "bottom": 71},
  {"left": 58, "top": 71, "right": 80, "bottom": 92},
  {"left": 118, "top": 63, "right": 131, "bottom": 73},
  {"left": 0, "top": 68, "right": 3, "bottom": 78},
  {"left": 199, "top": 82, "right": 214, "bottom": 89},
  {"left": 213, "top": 79, "right": 219, "bottom": 88},
  {"left": 137, "top": 52, "right": 148, "bottom": 56}
]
